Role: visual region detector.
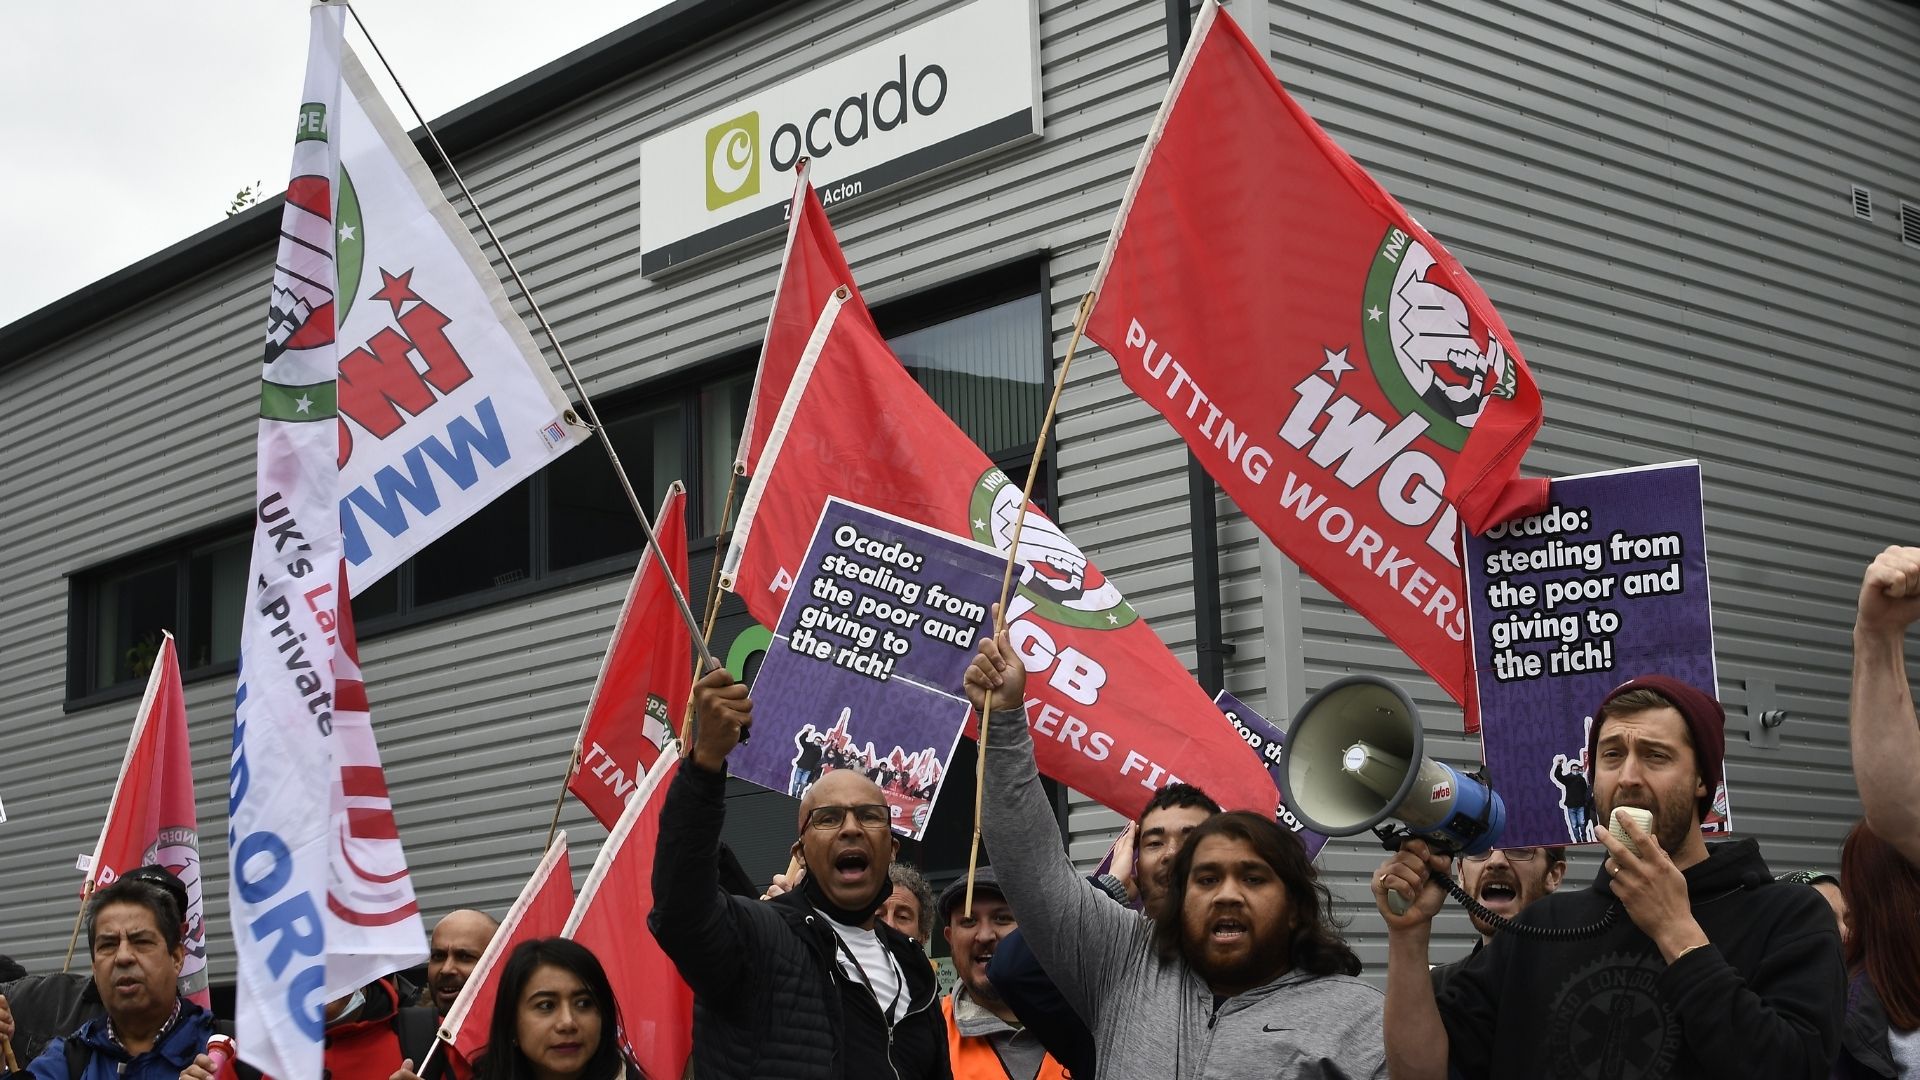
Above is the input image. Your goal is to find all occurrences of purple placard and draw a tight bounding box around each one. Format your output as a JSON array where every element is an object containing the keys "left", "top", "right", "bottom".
[
  {"left": 736, "top": 498, "right": 1004, "bottom": 839},
  {"left": 1213, "top": 691, "right": 1329, "bottom": 860},
  {"left": 1465, "top": 461, "right": 1729, "bottom": 849}
]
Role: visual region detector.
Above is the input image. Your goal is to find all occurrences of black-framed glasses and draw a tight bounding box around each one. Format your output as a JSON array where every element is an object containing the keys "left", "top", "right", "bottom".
[
  {"left": 1463, "top": 848, "right": 1541, "bottom": 863},
  {"left": 805, "top": 803, "right": 892, "bottom": 831}
]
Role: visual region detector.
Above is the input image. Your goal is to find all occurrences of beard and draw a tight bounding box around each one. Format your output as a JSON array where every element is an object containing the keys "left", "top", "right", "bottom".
[
  {"left": 1602, "top": 782, "right": 1697, "bottom": 856},
  {"left": 1179, "top": 920, "right": 1291, "bottom": 993}
]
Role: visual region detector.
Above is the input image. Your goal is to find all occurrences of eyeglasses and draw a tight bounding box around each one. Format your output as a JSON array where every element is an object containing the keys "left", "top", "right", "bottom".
[
  {"left": 805, "top": 803, "right": 892, "bottom": 831},
  {"left": 1463, "top": 848, "right": 1543, "bottom": 863}
]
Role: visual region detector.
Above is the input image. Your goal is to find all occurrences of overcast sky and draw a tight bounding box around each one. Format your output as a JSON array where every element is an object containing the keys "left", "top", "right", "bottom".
[{"left": 0, "top": 0, "right": 671, "bottom": 329}]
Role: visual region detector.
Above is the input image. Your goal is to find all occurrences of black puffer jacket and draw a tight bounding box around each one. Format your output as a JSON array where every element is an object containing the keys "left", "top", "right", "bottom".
[
  {"left": 1, "top": 972, "right": 103, "bottom": 1066},
  {"left": 649, "top": 762, "right": 949, "bottom": 1080}
]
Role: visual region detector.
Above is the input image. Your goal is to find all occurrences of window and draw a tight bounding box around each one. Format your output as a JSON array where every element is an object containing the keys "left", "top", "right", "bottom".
[
  {"left": 69, "top": 526, "right": 251, "bottom": 702},
  {"left": 69, "top": 260, "right": 1052, "bottom": 702}
]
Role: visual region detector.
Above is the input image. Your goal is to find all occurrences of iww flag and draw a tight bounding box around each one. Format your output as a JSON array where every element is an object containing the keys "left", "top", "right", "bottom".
[
  {"left": 233, "top": 5, "right": 447, "bottom": 1075},
  {"left": 264, "top": 6, "right": 590, "bottom": 597}
]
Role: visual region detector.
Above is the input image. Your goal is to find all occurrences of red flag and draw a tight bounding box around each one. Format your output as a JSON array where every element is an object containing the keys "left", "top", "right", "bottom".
[
  {"left": 721, "top": 188, "right": 1275, "bottom": 817},
  {"left": 564, "top": 747, "right": 693, "bottom": 1079},
  {"left": 734, "top": 166, "right": 881, "bottom": 477},
  {"left": 1083, "top": 2, "right": 1547, "bottom": 724},
  {"left": 89, "top": 632, "right": 211, "bottom": 1006},
  {"left": 568, "top": 484, "right": 692, "bottom": 828},
  {"left": 442, "top": 833, "right": 574, "bottom": 1070}
]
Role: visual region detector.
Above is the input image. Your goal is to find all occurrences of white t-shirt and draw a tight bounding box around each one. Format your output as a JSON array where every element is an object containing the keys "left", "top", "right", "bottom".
[{"left": 820, "top": 909, "right": 906, "bottom": 1023}]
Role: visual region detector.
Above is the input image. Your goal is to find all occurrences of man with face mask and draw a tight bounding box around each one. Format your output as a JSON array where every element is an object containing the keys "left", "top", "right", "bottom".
[
  {"left": 649, "top": 666, "right": 950, "bottom": 1080},
  {"left": 1375, "top": 675, "right": 1846, "bottom": 1080},
  {"left": 968, "top": 631, "right": 1385, "bottom": 1078}
]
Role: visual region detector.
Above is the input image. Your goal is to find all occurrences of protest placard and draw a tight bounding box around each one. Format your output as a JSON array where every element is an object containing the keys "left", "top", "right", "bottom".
[
  {"left": 1466, "top": 461, "right": 1728, "bottom": 849},
  {"left": 734, "top": 498, "right": 1003, "bottom": 839},
  {"left": 1213, "top": 691, "right": 1328, "bottom": 859}
]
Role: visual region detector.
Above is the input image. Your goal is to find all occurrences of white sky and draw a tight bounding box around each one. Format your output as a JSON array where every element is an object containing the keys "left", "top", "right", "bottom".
[{"left": 0, "top": 0, "right": 672, "bottom": 329}]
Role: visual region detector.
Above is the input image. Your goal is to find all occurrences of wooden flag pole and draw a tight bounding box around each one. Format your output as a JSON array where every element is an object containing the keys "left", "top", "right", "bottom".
[
  {"left": 60, "top": 879, "right": 94, "bottom": 973},
  {"left": 342, "top": 3, "right": 713, "bottom": 671},
  {"left": 541, "top": 744, "right": 582, "bottom": 852},
  {"left": 964, "top": 290, "right": 1099, "bottom": 917}
]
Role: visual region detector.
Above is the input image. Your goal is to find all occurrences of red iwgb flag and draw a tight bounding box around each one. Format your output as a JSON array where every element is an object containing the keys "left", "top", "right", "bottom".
[
  {"left": 440, "top": 832, "right": 573, "bottom": 1071},
  {"left": 567, "top": 484, "right": 692, "bottom": 828},
  {"left": 87, "top": 631, "right": 211, "bottom": 1006},
  {"left": 564, "top": 746, "right": 692, "bottom": 1078},
  {"left": 1083, "top": 1, "right": 1547, "bottom": 726},
  {"left": 719, "top": 181, "right": 1275, "bottom": 818}
]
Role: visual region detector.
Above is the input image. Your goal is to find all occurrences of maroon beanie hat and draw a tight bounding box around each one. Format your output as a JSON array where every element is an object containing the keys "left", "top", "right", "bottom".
[{"left": 1585, "top": 675, "right": 1726, "bottom": 805}]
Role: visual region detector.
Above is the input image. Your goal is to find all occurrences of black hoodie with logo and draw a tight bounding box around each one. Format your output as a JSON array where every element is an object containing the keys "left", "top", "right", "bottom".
[{"left": 1437, "top": 838, "right": 1844, "bottom": 1080}]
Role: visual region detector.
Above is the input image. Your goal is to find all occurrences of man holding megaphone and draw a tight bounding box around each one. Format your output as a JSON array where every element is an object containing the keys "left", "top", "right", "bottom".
[{"left": 1372, "top": 676, "right": 1846, "bottom": 1080}]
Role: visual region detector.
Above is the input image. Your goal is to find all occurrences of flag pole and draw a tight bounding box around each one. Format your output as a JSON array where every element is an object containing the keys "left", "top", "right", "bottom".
[
  {"left": 60, "top": 880, "right": 93, "bottom": 972},
  {"left": 542, "top": 744, "right": 581, "bottom": 851},
  {"left": 964, "top": 289, "right": 1098, "bottom": 916},
  {"left": 341, "top": 3, "right": 713, "bottom": 671}
]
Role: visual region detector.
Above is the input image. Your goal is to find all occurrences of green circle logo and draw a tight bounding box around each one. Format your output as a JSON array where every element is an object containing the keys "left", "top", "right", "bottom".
[
  {"left": 1360, "top": 228, "right": 1516, "bottom": 452},
  {"left": 967, "top": 469, "right": 1136, "bottom": 630}
]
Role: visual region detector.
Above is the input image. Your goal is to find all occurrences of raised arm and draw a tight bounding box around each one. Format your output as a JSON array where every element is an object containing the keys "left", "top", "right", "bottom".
[
  {"left": 967, "top": 626, "right": 1148, "bottom": 1024},
  {"left": 1850, "top": 545, "right": 1920, "bottom": 865},
  {"left": 1372, "top": 841, "right": 1457, "bottom": 1080},
  {"left": 647, "top": 667, "right": 757, "bottom": 1004}
]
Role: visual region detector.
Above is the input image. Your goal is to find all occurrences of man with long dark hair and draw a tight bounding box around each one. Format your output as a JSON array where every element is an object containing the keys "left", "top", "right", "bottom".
[{"left": 967, "top": 631, "right": 1385, "bottom": 1078}]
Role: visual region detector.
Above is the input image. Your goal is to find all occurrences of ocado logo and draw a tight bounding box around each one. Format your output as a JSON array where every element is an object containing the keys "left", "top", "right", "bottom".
[
  {"left": 765, "top": 55, "right": 948, "bottom": 173},
  {"left": 705, "top": 111, "right": 760, "bottom": 210}
]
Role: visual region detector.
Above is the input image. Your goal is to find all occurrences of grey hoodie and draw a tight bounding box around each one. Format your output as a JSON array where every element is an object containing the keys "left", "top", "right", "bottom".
[{"left": 979, "top": 706, "right": 1387, "bottom": 1080}]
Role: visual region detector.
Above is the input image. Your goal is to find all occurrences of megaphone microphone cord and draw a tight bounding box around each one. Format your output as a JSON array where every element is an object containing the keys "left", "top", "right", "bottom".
[{"left": 1432, "top": 870, "right": 1623, "bottom": 941}]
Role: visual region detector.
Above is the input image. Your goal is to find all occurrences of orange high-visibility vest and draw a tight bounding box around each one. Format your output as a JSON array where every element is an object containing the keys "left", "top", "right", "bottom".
[{"left": 941, "top": 994, "right": 1071, "bottom": 1080}]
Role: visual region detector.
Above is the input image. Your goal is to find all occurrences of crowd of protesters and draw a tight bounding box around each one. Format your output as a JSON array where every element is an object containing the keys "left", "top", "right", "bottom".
[{"left": 2, "top": 545, "right": 1917, "bottom": 1078}]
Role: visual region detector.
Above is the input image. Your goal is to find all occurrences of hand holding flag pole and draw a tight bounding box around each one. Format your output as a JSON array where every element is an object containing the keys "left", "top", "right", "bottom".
[
  {"left": 340, "top": 3, "right": 714, "bottom": 675},
  {"left": 963, "top": 290, "right": 1099, "bottom": 917}
]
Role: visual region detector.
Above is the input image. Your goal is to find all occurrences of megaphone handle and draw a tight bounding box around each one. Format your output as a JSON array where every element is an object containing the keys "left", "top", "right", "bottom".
[{"left": 1387, "top": 888, "right": 1413, "bottom": 916}]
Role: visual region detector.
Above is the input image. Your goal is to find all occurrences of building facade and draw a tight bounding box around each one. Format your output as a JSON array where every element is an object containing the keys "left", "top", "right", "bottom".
[{"left": 2, "top": 0, "right": 1916, "bottom": 985}]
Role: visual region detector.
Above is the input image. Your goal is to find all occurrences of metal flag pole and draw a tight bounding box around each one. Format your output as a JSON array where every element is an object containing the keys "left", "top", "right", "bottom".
[
  {"left": 341, "top": 3, "right": 713, "bottom": 673},
  {"left": 963, "top": 290, "right": 1098, "bottom": 916}
]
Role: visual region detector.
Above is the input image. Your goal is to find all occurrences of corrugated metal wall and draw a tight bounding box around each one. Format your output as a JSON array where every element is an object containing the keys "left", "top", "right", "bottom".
[{"left": 2, "top": 0, "right": 1916, "bottom": 987}]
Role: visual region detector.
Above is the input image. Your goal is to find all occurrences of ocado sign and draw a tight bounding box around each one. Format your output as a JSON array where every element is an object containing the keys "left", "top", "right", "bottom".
[{"left": 641, "top": 0, "right": 1040, "bottom": 275}]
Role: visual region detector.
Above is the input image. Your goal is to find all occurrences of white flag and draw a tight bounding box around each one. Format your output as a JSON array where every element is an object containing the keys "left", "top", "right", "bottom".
[
  {"left": 304, "top": 12, "right": 588, "bottom": 595},
  {"left": 232, "top": 7, "right": 429, "bottom": 1076}
]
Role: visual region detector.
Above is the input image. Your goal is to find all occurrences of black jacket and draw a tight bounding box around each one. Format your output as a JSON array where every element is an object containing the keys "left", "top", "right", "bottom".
[
  {"left": 984, "top": 929, "right": 1095, "bottom": 1080},
  {"left": 1439, "top": 838, "right": 1845, "bottom": 1079},
  {"left": 1834, "top": 972, "right": 1898, "bottom": 1079},
  {"left": 649, "top": 761, "right": 950, "bottom": 1080},
  {"left": 1, "top": 973, "right": 103, "bottom": 1066}
]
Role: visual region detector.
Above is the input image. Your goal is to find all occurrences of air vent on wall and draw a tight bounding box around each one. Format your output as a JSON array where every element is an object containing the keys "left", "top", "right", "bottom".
[
  {"left": 1851, "top": 184, "right": 1873, "bottom": 220},
  {"left": 1903, "top": 201, "right": 1920, "bottom": 248}
]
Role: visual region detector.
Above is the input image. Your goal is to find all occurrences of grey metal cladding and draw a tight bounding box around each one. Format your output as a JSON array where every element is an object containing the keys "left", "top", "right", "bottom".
[{"left": 2, "top": 0, "right": 1916, "bottom": 987}]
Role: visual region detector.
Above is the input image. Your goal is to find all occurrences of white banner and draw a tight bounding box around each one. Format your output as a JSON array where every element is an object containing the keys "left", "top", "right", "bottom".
[
  {"left": 233, "top": 8, "right": 427, "bottom": 1076},
  {"left": 314, "top": 34, "right": 588, "bottom": 596}
]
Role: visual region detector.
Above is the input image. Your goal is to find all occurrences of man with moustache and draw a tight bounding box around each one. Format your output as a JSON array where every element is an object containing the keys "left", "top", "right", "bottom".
[
  {"left": 1427, "top": 845, "right": 1566, "bottom": 995},
  {"left": 936, "top": 868, "right": 1066, "bottom": 1080},
  {"left": 20, "top": 879, "right": 218, "bottom": 1079},
  {"left": 1376, "top": 675, "right": 1846, "bottom": 1080},
  {"left": 969, "top": 631, "right": 1385, "bottom": 1078},
  {"left": 650, "top": 666, "right": 949, "bottom": 1080}
]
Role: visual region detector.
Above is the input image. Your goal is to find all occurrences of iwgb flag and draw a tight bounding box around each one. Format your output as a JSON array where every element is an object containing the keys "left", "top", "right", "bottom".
[
  {"left": 567, "top": 484, "right": 692, "bottom": 828},
  {"left": 87, "top": 632, "right": 209, "bottom": 1007},
  {"left": 232, "top": 8, "right": 429, "bottom": 1076},
  {"left": 721, "top": 176, "right": 1275, "bottom": 818},
  {"left": 565, "top": 747, "right": 693, "bottom": 1079},
  {"left": 264, "top": 6, "right": 588, "bottom": 598},
  {"left": 1084, "top": 1, "right": 1547, "bottom": 722},
  {"left": 441, "top": 833, "right": 573, "bottom": 1070}
]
